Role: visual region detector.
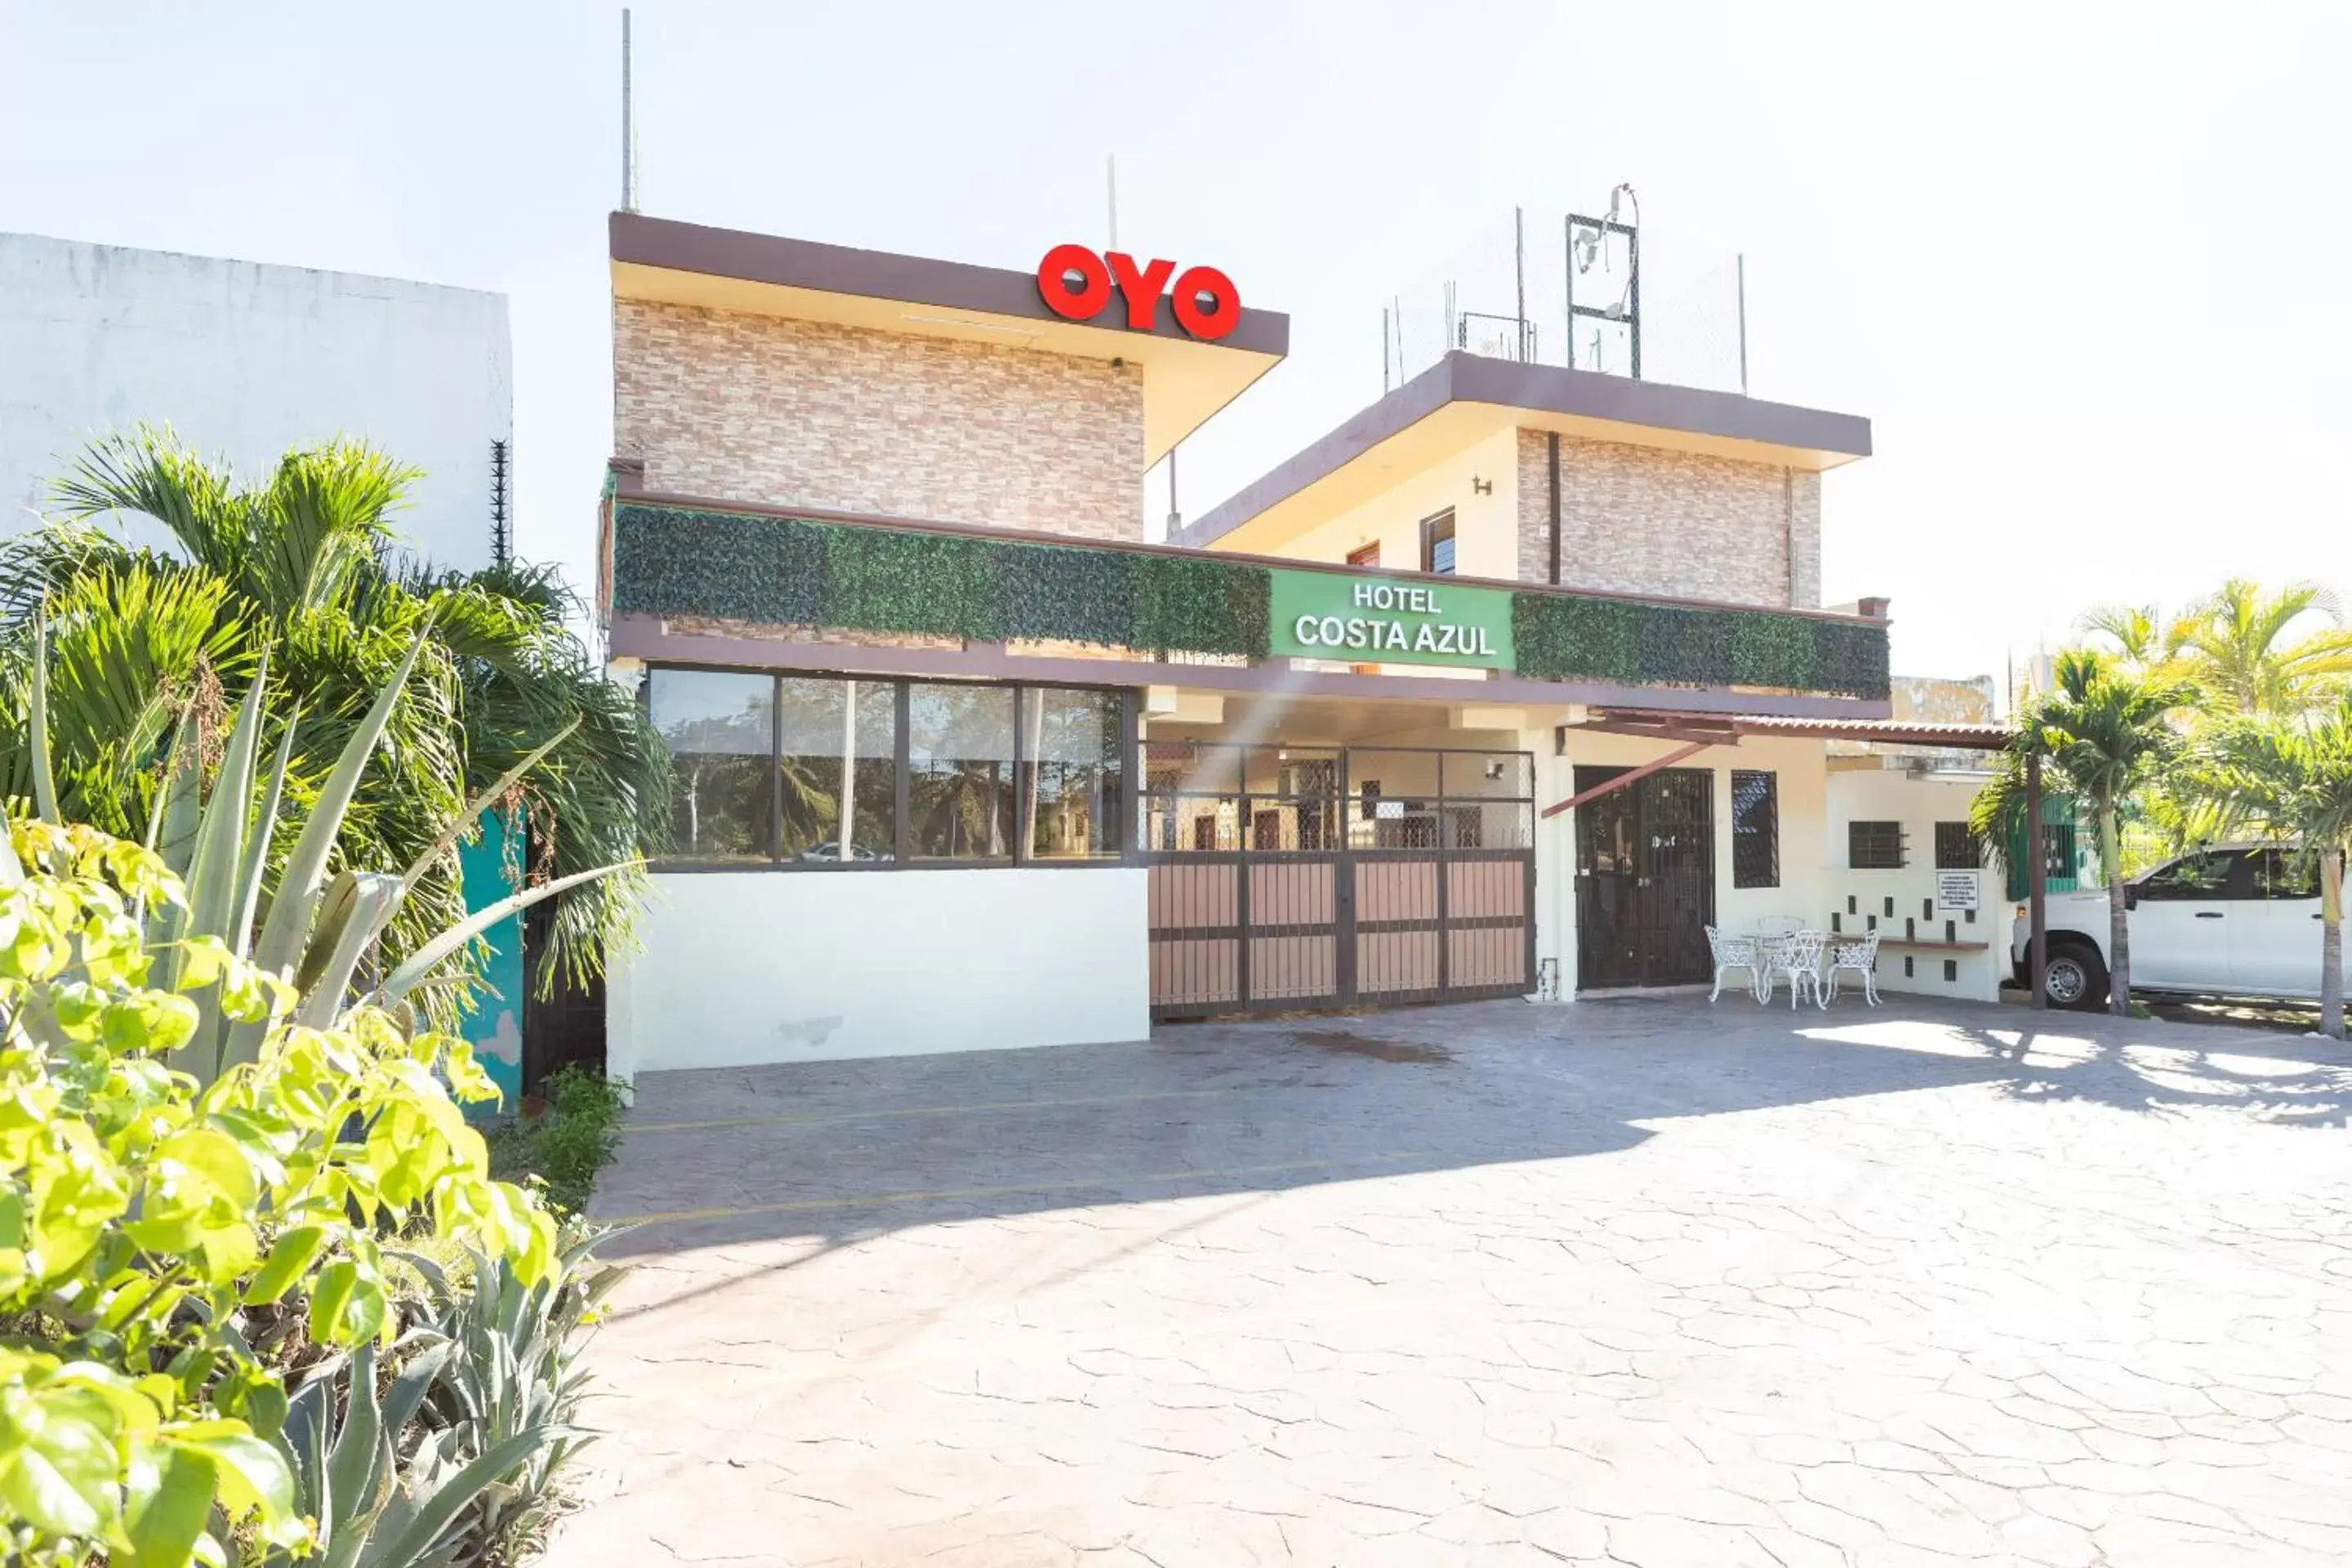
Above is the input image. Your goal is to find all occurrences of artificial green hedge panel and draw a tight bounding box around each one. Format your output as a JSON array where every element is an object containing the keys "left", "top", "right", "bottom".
[
  {"left": 612, "top": 504, "right": 1268, "bottom": 658},
  {"left": 1510, "top": 593, "right": 1889, "bottom": 698},
  {"left": 612, "top": 503, "right": 1885, "bottom": 697}
]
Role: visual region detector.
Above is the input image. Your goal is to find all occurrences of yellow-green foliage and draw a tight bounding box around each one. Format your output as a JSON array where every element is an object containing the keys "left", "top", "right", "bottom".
[{"left": 0, "top": 819, "right": 559, "bottom": 1568}]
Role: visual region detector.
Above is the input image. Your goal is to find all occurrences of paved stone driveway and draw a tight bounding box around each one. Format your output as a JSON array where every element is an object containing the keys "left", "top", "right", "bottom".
[{"left": 540, "top": 997, "right": 2352, "bottom": 1567}]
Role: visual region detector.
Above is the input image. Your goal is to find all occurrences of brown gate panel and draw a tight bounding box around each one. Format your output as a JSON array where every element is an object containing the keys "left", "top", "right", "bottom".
[
  {"left": 1247, "top": 860, "right": 1339, "bottom": 1003},
  {"left": 1446, "top": 857, "right": 1530, "bottom": 991},
  {"left": 1147, "top": 744, "right": 1534, "bottom": 1018},
  {"left": 1147, "top": 862, "right": 1239, "bottom": 1010}
]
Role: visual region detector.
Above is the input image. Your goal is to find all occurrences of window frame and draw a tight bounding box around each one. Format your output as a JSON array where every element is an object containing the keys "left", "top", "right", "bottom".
[
  {"left": 1847, "top": 819, "right": 1906, "bottom": 871},
  {"left": 1731, "top": 769, "right": 1780, "bottom": 889},
  {"left": 643, "top": 663, "right": 1137, "bottom": 872},
  {"left": 1419, "top": 509, "right": 1458, "bottom": 575},
  {"left": 1932, "top": 820, "right": 1982, "bottom": 871}
]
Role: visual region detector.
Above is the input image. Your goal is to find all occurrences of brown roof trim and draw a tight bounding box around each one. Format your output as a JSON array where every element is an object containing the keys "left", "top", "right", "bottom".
[
  {"left": 610, "top": 212, "right": 1290, "bottom": 359},
  {"left": 1175, "top": 351, "right": 1872, "bottom": 549},
  {"left": 609, "top": 616, "right": 1892, "bottom": 722},
  {"left": 612, "top": 486, "right": 1891, "bottom": 630},
  {"left": 1591, "top": 708, "right": 2009, "bottom": 751}
]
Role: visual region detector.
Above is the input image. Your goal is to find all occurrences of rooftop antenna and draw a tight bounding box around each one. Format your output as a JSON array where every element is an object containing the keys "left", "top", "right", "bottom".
[
  {"left": 620, "top": 9, "right": 638, "bottom": 212},
  {"left": 1566, "top": 181, "right": 1641, "bottom": 377}
]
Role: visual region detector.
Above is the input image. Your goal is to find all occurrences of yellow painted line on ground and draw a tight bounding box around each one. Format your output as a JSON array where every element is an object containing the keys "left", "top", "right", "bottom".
[
  {"left": 605, "top": 1151, "right": 1433, "bottom": 1227},
  {"left": 625, "top": 1086, "right": 1249, "bottom": 1135}
]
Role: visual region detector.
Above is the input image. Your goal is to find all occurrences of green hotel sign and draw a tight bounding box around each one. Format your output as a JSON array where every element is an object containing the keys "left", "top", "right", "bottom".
[{"left": 1268, "top": 568, "right": 1516, "bottom": 670}]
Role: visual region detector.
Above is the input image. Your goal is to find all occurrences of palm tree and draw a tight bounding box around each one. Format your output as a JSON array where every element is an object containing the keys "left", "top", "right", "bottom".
[
  {"left": 2078, "top": 602, "right": 2191, "bottom": 672},
  {"left": 2189, "top": 698, "right": 2352, "bottom": 1037},
  {"left": 1974, "top": 648, "right": 2198, "bottom": 1014},
  {"left": 0, "top": 426, "right": 668, "bottom": 1004},
  {"left": 2172, "top": 579, "right": 2352, "bottom": 714}
]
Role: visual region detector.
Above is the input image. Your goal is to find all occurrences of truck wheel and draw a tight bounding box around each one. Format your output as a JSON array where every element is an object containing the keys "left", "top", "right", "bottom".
[{"left": 2043, "top": 943, "right": 2108, "bottom": 1011}]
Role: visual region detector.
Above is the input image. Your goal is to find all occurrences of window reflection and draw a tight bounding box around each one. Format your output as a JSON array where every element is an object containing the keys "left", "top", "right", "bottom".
[
  {"left": 908, "top": 684, "right": 1016, "bottom": 859},
  {"left": 777, "top": 677, "right": 898, "bottom": 862},
  {"left": 651, "top": 670, "right": 773, "bottom": 861},
  {"left": 1024, "top": 688, "right": 1123, "bottom": 859}
]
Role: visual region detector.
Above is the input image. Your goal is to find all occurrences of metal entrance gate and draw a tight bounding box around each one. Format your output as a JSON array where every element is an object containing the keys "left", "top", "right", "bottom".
[
  {"left": 1572, "top": 764, "right": 1716, "bottom": 989},
  {"left": 1145, "top": 742, "right": 1535, "bottom": 1018}
]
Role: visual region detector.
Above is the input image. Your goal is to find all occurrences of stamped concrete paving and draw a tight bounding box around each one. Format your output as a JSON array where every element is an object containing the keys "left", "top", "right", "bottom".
[{"left": 540, "top": 998, "right": 2352, "bottom": 1567}]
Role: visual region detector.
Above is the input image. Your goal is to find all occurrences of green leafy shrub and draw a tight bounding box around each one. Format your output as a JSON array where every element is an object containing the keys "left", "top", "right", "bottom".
[
  {"left": 488, "top": 1067, "right": 628, "bottom": 1217},
  {"left": 0, "top": 817, "right": 562, "bottom": 1568}
]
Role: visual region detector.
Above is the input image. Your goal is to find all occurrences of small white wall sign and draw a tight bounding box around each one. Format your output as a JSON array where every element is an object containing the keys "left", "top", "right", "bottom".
[{"left": 1936, "top": 871, "right": 1979, "bottom": 911}]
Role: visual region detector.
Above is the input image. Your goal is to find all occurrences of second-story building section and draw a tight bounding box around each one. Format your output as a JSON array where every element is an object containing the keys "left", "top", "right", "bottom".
[
  {"left": 610, "top": 213, "right": 1288, "bottom": 541},
  {"left": 1174, "top": 351, "right": 1869, "bottom": 609}
]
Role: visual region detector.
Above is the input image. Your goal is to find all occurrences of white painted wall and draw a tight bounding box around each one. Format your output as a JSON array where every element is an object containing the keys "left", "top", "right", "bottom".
[
  {"left": 605, "top": 867, "right": 1150, "bottom": 1078},
  {"left": 1824, "top": 767, "right": 2011, "bottom": 1002},
  {"left": 0, "top": 233, "right": 511, "bottom": 569}
]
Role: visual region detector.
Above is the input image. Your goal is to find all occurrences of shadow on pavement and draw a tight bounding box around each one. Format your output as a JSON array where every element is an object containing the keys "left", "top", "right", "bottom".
[{"left": 586, "top": 994, "right": 2348, "bottom": 1273}]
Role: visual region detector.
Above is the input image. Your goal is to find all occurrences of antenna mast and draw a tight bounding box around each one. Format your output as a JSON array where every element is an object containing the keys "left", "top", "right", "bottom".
[
  {"left": 621, "top": 9, "right": 637, "bottom": 212},
  {"left": 489, "top": 439, "right": 512, "bottom": 569}
]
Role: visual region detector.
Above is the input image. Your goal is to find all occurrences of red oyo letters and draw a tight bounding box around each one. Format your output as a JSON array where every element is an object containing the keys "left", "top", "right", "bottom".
[{"left": 1035, "top": 244, "right": 1241, "bottom": 341}]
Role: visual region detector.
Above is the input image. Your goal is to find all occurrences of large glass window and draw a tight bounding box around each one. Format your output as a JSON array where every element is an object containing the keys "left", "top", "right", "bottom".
[
  {"left": 649, "top": 669, "right": 1129, "bottom": 870},
  {"left": 652, "top": 670, "right": 775, "bottom": 862},
  {"left": 1024, "top": 688, "right": 1124, "bottom": 859},
  {"left": 776, "top": 677, "right": 898, "bottom": 862},
  {"left": 908, "top": 684, "right": 1016, "bottom": 860}
]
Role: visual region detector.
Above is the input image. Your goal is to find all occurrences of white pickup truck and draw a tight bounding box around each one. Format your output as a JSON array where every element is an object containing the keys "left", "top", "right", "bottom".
[{"left": 2013, "top": 844, "right": 2342, "bottom": 1009}]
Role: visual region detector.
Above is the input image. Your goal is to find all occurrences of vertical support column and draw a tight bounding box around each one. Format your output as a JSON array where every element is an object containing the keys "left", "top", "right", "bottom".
[
  {"left": 1547, "top": 432, "right": 1563, "bottom": 586},
  {"left": 2027, "top": 751, "right": 2047, "bottom": 1009}
]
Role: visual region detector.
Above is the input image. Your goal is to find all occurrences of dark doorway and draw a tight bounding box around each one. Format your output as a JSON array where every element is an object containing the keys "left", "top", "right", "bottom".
[{"left": 1574, "top": 766, "right": 1715, "bottom": 989}]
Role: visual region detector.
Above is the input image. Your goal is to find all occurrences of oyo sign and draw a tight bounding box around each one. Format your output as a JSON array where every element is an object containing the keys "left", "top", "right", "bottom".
[{"left": 1036, "top": 243, "right": 1240, "bottom": 341}]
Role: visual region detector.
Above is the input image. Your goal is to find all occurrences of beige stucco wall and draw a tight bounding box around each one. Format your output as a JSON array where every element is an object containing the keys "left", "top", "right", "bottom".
[
  {"left": 1515, "top": 430, "right": 1821, "bottom": 608},
  {"left": 1257, "top": 425, "right": 1521, "bottom": 578},
  {"left": 614, "top": 299, "right": 1145, "bottom": 541}
]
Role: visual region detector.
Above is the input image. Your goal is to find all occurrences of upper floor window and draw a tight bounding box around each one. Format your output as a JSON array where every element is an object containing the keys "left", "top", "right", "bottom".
[{"left": 1420, "top": 510, "right": 1456, "bottom": 575}]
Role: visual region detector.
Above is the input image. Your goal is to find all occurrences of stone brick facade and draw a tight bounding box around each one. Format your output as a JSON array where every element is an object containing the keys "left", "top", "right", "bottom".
[
  {"left": 615, "top": 300, "right": 1145, "bottom": 541},
  {"left": 1515, "top": 429, "right": 1821, "bottom": 608}
]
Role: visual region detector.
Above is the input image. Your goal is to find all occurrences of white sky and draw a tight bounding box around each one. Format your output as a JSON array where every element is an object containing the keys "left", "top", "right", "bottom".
[{"left": 3, "top": 1, "right": 2345, "bottom": 686}]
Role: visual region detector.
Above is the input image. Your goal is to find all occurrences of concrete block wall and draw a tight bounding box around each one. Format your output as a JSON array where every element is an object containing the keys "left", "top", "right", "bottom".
[
  {"left": 1515, "top": 430, "right": 1820, "bottom": 608},
  {"left": 615, "top": 300, "right": 1145, "bottom": 541}
]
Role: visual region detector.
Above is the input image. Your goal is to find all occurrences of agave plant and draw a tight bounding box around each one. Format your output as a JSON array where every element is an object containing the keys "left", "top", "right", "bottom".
[
  {"left": 400, "top": 1229, "right": 625, "bottom": 1559},
  {"left": 25, "top": 616, "right": 632, "bottom": 1080},
  {"left": 274, "top": 1335, "right": 567, "bottom": 1568}
]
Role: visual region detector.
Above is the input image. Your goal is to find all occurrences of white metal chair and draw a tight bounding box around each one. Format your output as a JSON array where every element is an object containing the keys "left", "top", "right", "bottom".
[
  {"left": 1704, "top": 925, "right": 1762, "bottom": 1004},
  {"left": 1760, "top": 930, "right": 1829, "bottom": 1009},
  {"left": 1822, "top": 931, "right": 1882, "bottom": 1007}
]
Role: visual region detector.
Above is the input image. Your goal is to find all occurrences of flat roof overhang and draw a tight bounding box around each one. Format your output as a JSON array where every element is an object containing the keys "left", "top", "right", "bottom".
[
  {"left": 1176, "top": 352, "right": 1873, "bottom": 555},
  {"left": 610, "top": 212, "right": 1289, "bottom": 466}
]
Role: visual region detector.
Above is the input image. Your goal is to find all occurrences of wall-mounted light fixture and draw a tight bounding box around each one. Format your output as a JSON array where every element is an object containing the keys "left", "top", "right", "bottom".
[{"left": 1472, "top": 476, "right": 1493, "bottom": 495}]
